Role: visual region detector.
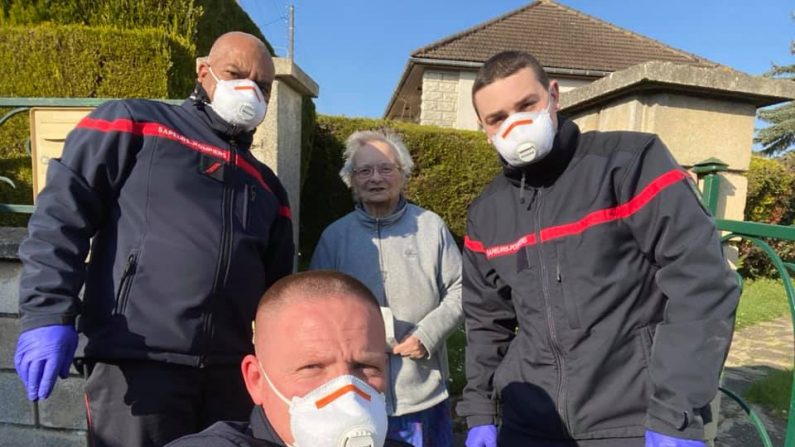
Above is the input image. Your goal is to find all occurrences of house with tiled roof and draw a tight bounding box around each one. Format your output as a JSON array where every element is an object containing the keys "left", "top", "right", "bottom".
[{"left": 384, "top": 0, "right": 720, "bottom": 129}]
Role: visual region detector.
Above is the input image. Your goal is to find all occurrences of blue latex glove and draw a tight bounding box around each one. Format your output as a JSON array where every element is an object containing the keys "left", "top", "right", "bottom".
[
  {"left": 465, "top": 424, "right": 497, "bottom": 447},
  {"left": 645, "top": 430, "right": 706, "bottom": 447},
  {"left": 14, "top": 324, "right": 78, "bottom": 400}
]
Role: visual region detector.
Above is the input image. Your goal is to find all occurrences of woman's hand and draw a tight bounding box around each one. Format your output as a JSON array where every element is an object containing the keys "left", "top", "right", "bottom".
[{"left": 392, "top": 335, "right": 428, "bottom": 359}]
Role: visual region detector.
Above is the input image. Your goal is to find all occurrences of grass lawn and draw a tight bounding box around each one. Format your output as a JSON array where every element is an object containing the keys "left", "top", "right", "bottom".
[
  {"left": 735, "top": 278, "right": 792, "bottom": 330},
  {"left": 744, "top": 368, "right": 793, "bottom": 419},
  {"left": 736, "top": 278, "right": 793, "bottom": 419}
]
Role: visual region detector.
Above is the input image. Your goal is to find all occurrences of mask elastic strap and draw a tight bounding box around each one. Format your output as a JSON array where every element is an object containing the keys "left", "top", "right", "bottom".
[
  {"left": 208, "top": 66, "right": 221, "bottom": 83},
  {"left": 257, "top": 362, "right": 292, "bottom": 406}
]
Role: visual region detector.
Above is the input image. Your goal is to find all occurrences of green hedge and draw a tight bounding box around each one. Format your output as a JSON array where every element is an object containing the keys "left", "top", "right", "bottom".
[
  {"left": 299, "top": 115, "right": 500, "bottom": 263},
  {"left": 194, "top": 0, "right": 273, "bottom": 56},
  {"left": 0, "top": 24, "right": 196, "bottom": 223},
  {"left": 738, "top": 155, "right": 795, "bottom": 279},
  {"left": 0, "top": 24, "right": 195, "bottom": 101},
  {"left": 1, "top": 0, "right": 273, "bottom": 56}
]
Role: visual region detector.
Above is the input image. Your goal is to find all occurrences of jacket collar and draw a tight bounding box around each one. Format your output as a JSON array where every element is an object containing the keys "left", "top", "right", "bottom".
[
  {"left": 184, "top": 82, "right": 255, "bottom": 147},
  {"left": 354, "top": 196, "right": 408, "bottom": 229},
  {"left": 502, "top": 117, "right": 580, "bottom": 188},
  {"left": 250, "top": 406, "right": 286, "bottom": 446}
]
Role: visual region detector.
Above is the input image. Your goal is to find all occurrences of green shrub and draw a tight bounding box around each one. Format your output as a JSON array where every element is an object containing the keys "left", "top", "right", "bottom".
[
  {"left": 299, "top": 115, "right": 499, "bottom": 262},
  {"left": 0, "top": 24, "right": 196, "bottom": 224},
  {"left": 738, "top": 156, "right": 795, "bottom": 279},
  {"left": 0, "top": 0, "right": 273, "bottom": 56},
  {"left": 0, "top": 24, "right": 195, "bottom": 100},
  {"left": 194, "top": 0, "right": 273, "bottom": 56},
  {"left": 1, "top": 0, "right": 201, "bottom": 47}
]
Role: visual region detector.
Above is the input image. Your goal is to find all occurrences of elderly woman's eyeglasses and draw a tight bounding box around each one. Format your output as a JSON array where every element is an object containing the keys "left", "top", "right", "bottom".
[{"left": 352, "top": 163, "right": 399, "bottom": 179}]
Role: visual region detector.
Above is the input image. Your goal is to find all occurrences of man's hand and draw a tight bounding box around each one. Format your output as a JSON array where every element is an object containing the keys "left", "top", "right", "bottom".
[
  {"left": 645, "top": 430, "right": 706, "bottom": 447},
  {"left": 465, "top": 424, "right": 497, "bottom": 447},
  {"left": 14, "top": 324, "right": 78, "bottom": 400},
  {"left": 392, "top": 335, "right": 428, "bottom": 359}
]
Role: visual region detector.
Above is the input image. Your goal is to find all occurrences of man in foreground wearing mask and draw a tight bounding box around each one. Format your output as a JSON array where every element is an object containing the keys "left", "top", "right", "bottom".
[
  {"left": 457, "top": 50, "right": 740, "bottom": 447},
  {"left": 14, "top": 31, "right": 293, "bottom": 447},
  {"left": 167, "top": 270, "right": 409, "bottom": 447}
]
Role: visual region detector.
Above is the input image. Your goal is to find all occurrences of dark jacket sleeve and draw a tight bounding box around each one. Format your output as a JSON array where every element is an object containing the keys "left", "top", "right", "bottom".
[
  {"left": 18, "top": 101, "right": 141, "bottom": 331},
  {"left": 456, "top": 217, "right": 517, "bottom": 428},
  {"left": 618, "top": 136, "right": 740, "bottom": 439},
  {"left": 261, "top": 173, "right": 294, "bottom": 288}
]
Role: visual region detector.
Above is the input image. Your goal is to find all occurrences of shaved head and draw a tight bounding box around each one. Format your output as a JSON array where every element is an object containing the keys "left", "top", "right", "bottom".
[
  {"left": 252, "top": 270, "right": 381, "bottom": 349},
  {"left": 242, "top": 271, "right": 387, "bottom": 443},
  {"left": 207, "top": 32, "right": 269, "bottom": 64},
  {"left": 197, "top": 31, "right": 275, "bottom": 103}
]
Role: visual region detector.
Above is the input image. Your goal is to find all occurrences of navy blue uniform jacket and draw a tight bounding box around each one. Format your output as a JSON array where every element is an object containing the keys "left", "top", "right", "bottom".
[{"left": 18, "top": 97, "right": 294, "bottom": 366}]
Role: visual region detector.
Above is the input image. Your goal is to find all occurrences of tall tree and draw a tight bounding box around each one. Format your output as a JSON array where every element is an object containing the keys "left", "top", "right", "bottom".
[{"left": 755, "top": 35, "right": 794, "bottom": 155}]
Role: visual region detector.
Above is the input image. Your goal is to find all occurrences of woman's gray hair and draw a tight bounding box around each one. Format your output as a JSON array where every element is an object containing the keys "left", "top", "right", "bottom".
[{"left": 339, "top": 129, "right": 415, "bottom": 187}]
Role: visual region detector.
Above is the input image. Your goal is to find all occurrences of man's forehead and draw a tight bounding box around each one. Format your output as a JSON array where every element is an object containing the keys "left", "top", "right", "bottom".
[{"left": 475, "top": 68, "right": 546, "bottom": 115}]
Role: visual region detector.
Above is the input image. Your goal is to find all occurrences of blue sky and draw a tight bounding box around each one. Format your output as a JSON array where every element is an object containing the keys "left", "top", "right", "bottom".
[{"left": 240, "top": 0, "right": 793, "bottom": 118}]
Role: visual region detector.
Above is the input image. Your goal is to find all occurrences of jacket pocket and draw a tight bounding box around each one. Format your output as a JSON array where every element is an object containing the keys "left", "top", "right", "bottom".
[
  {"left": 237, "top": 182, "right": 275, "bottom": 240},
  {"left": 556, "top": 243, "right": 581, "bottom": 329},
  {"left": 113, "top": 251, "right": 139, "bottom": 315}
]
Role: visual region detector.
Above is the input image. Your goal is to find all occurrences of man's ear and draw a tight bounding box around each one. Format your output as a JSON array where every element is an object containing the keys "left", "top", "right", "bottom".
[
  {"left": 241, "top": 355, "right": 266, "bottom": 405},
  {"left": 549, "top": 79, "right": 560, "bottom": 111}
]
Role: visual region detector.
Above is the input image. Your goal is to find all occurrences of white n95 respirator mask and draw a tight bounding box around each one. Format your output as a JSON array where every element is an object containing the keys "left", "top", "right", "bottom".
[
  {"left": 492, "top": 94, "right": 557, "bottom": 167},
  {"left": 261, "top": 368, "right": 388, "bottom": 447},
  {"left": 208, "top": 67, "right": 267, "bottom": 131}
]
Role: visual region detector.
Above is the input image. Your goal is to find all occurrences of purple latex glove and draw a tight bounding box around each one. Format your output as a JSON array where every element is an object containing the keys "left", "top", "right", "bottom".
[
  {"left": 465, "top": 424, "right": 497, "bottom": 447},
  {"left": 14, "top": 324, "right": 78, "bottom": 400},
  {"left": 646, "top": 430, "right": 706, "bottom": 447}
]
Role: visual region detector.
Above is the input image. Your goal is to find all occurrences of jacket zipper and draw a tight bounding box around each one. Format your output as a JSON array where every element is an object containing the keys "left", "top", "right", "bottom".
[
  {"left": 200, "top": 145, "right": 237, "bottom": 366},
  {"left": 114, "top": 252, "right": 138, "bottom": 315},
  {"left": 533, "top": 192, "right": 572, "bottom": 436},
  {"left": 375, "top": 219, "right": 397, "bottom": 414}
]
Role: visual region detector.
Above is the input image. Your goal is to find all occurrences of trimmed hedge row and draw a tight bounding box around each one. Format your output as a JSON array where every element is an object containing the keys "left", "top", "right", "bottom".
[
  {"left": 0, "top": 24, "right": 195, "bottom": 223},
  {"left": 0, "top": 24, "right": 195, "bottom": 103},
  {"left": 1, "top": 0, "right": 273, "bottom": 57},
  {"left": 299, "top": 115, "right": 501, "bottom": 263}
]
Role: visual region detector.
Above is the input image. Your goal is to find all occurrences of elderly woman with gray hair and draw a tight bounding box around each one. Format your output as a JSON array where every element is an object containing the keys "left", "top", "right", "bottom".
[{"left": 310, "top": 129, "right": 463, "bottom": 447}]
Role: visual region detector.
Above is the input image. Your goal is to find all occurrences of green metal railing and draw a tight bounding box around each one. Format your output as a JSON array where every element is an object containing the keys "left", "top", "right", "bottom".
[
  {"left": 2, "top": 98, "right": 794, "bottom": 445},
  {"left": 694, "top": 159, "right": 795, "bottom": 447}
]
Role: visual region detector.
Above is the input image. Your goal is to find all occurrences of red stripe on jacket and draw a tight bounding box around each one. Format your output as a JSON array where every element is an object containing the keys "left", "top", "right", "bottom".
[
  {"left": 466, "top": 169, "right": 688, "bottom": 259},
  {"left": 76, "top": 117, "right": 291, "bottom": 219}
]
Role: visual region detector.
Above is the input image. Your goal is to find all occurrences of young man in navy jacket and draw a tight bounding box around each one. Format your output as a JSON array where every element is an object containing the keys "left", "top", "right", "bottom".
[{"left": 458, "top": 50, "right": 739, "bottom": 447}]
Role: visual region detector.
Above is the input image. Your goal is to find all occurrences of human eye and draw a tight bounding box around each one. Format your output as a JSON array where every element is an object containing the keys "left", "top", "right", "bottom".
[
  {"left": 520, "top": 101, "right": 536, "bottom": 111},
  {"left": 355, "top": 362, "right": 382, "bottom": 376},
  {"left": 487, "top": 114, "right": 506, "bottom": 127},
  {"left": 355, "top": 167, "right": 373, "bottom": 177},
  {"left": 379, "top": 164, "right": 396, "bottom": 175}
]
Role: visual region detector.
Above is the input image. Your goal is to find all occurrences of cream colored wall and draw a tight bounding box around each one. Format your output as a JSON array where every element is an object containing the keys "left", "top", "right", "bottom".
[
  {"left": 420, "top": 70, "right": 460, "bottom": 127},
  {"left": 567, "top": 93, "right": 756, "bottom": 221},
  {"left": 251, "top": 78, "right": 303, "bottom": 263},
  {"left": 439, "top": 72, "right": 593, "bottom": 131}
]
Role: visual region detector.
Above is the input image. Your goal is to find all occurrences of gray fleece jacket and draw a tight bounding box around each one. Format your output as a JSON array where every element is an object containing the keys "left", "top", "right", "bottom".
[{"left": 310, "top": 198, "right": 463, "bottom": 416}]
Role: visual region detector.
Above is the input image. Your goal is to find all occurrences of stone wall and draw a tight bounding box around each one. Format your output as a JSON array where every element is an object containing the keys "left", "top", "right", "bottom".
[
  {"left": 420, "top": 70, "right": 459, "bottom": 128},
  {"left": 0, "top": 228, "right": 87, "bottom": 446}
]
